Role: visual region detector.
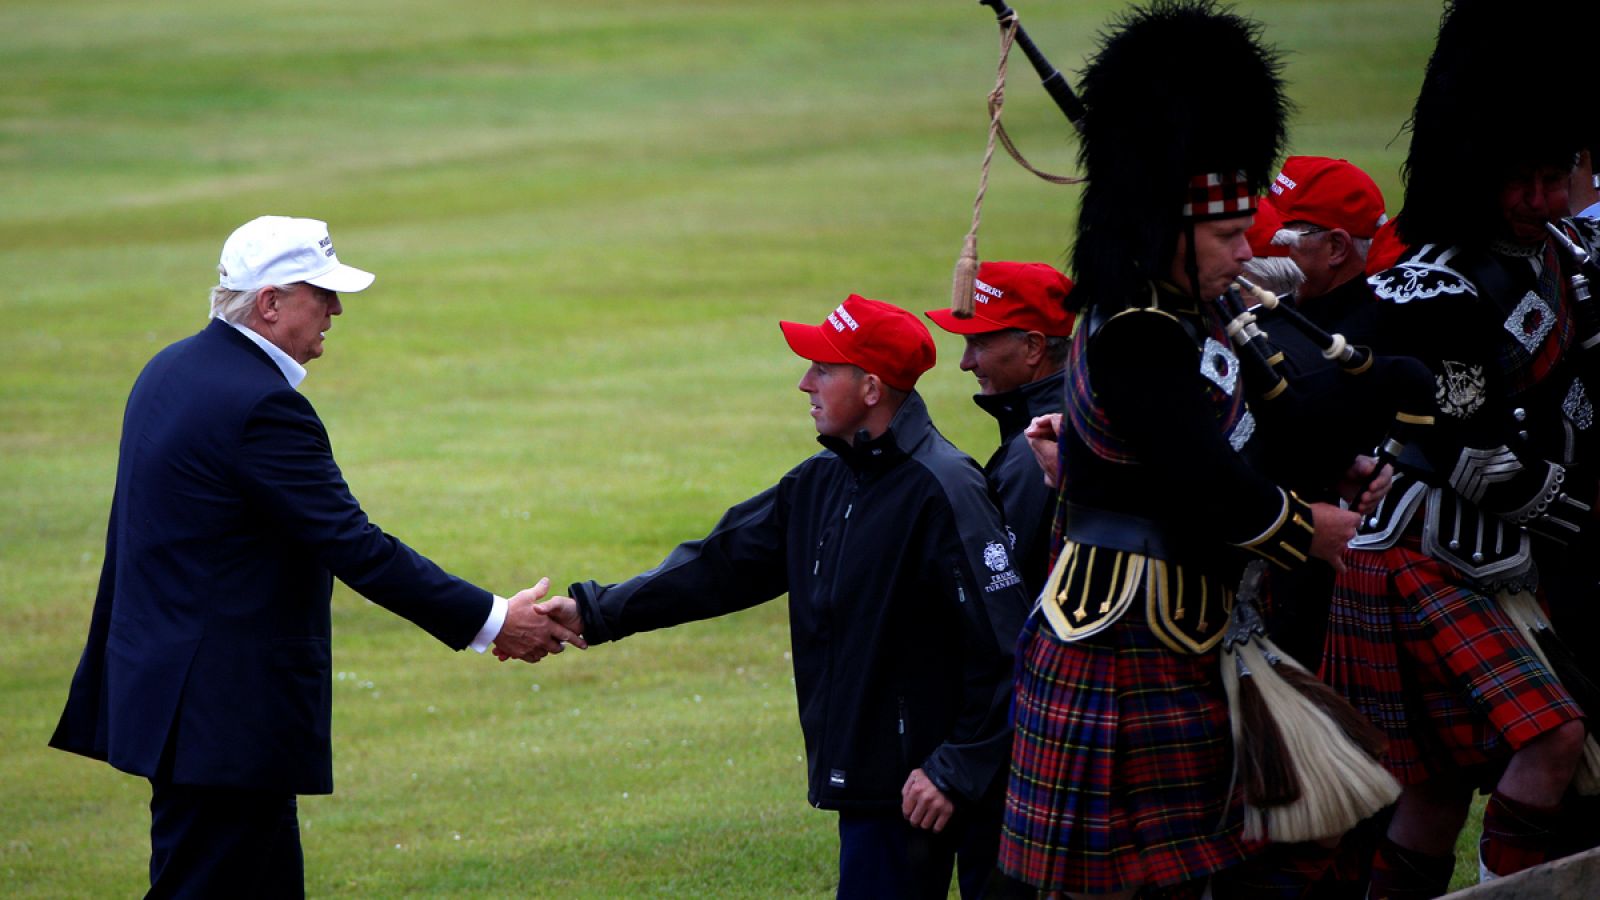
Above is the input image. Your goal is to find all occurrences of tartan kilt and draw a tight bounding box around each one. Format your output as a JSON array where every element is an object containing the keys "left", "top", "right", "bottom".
[
  {"left": 1320, "top": 534, "right": 1582, "bottom": 786},
  {"left": 1001, "top": 602, "right": 1258, "bottom": 893}
]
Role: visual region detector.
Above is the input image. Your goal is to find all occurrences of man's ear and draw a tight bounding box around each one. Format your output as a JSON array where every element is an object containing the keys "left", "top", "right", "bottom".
[
  {"left": 1023, "top": 330, "right": 1049, "bottom": 366},
  {"left": 254, "top": 287, "right": 279, "bottom": 323},
  {"left": 1326, "top": 229, "right": 1353, "bottom": 267},
  {"left": 861, "top": 372, "right": 884, "bottom": 407}
]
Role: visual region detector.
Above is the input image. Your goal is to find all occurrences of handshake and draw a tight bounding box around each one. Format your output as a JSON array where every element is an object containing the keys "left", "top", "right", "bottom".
[{"left": 491, "top": 578, "right": 588, "bottom": 663}]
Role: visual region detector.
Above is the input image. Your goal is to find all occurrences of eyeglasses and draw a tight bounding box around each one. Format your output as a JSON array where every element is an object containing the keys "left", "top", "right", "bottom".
[{"left": 1285, "top": 224, "right": 1328, "bottom": 237}]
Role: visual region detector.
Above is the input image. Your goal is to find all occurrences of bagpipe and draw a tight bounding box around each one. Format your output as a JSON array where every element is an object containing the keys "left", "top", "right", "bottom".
[
  {"left": 1225, "top": 275, "right": 1437, "bottom": 488},
  {"left": 954, "top": 1, "right": 1405, "bottom": 841},
  {"left": 1544, "top": 220, "right": 1600, "bottom": 351},
  {"left": 976, "top": 0, "right": 1085, "bottom": 130}
]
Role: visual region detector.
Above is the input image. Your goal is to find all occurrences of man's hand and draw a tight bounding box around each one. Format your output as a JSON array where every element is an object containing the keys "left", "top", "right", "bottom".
[
  {"left": 532, "top": 595, "right": 586, "bottom": 651},
  {"left": 1307, "top": 502, "right": 1361, "bottom": 575},
  {"left": 901, "top": 768, "right": 955, "bottom": 833},
  {"left": 1024, "top": 413, "right": 1064, "bottom": 489},
  {"left": 492, "top": 579, "right": 587, "bottom": 663},
  {"left": 1339, "top": 455, "right": 1393, "bottom": 515}
]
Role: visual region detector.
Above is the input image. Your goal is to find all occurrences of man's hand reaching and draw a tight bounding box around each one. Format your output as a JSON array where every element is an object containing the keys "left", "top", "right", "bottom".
[{"left": 492, "top": 579, "right": 587, "bottom": 663}]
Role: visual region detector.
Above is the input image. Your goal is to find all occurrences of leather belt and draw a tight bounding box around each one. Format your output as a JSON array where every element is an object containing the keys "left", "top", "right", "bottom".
[{"left": 1062, "top": 503, "right": 1180, "bottom": 560}]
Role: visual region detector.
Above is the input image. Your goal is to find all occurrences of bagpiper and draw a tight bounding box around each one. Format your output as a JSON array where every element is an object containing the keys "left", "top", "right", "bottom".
[
  {"left": 1322, "top": 0, "right": 1600, "bottom": 894},
  {"left": 997, "top": 2, "right": 1366, "bottom": 896}
]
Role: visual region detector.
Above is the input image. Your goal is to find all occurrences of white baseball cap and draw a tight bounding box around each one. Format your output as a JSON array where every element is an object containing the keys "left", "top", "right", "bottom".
[{"left": 218, "top": 216, "right": 375, "bottom": 293}]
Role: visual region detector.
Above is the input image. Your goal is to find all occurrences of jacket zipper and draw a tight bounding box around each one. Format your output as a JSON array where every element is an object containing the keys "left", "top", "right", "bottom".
[{"left": 815, "top": 474, "right": 863, "bottom": 801}]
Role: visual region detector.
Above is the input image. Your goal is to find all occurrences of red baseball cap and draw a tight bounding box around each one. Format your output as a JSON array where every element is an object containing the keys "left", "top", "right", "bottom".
[
  {"left": 924, "top": 261, "right": 1075, "bottom": 336},
  {"left": 1247, "top": 198, "right": 1291, "bottom": 258},
  {"left": 781, "top": 295, "right": 936, "bottom": 392},
  {"left": 1269, "top": 156, "right": 1387, "bottom": 239}
]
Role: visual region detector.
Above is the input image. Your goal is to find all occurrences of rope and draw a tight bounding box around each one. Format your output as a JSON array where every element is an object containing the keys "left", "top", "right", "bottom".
[
  {"left": 951, "top": 14, "right": 1081, "bottom": 317},
  {"left": 991, "top": 89, "right": 1081, "bottom": 185}
]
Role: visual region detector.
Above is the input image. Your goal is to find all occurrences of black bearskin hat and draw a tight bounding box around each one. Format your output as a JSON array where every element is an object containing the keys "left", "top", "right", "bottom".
[
  {"left": 1071, "top": 0, "right": 1288, "bottom": 311},
  {"left": 1397, "top": 0, "right": 1592, "bottom": 248}
]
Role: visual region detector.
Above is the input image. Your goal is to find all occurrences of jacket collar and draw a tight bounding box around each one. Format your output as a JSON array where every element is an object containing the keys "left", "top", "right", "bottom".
[
  {"left": 972, "top": 369, "right": 1064, "bottom": 441},
  {"left": 206, "top": 317, "right": 292, "bottom": 380},
  {"left": 1152, "top": 279, "right": 1202, "bottom": 315},
  {"left": 213, "top": 317, "right": 306, "bottom": 388},
  {"left": 817, "top": 390, "right": 935, "bottom": 472}
]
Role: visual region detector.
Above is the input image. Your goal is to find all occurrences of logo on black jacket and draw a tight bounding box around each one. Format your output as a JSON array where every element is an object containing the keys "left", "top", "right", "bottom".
[{"left": 983, "top": 542, "right": 1009, "bottom": 572}]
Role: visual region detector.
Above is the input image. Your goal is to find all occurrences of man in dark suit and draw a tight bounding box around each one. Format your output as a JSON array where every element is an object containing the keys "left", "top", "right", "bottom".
[{"left": 49, "top": 215, "right": 578, "bottom": 898}]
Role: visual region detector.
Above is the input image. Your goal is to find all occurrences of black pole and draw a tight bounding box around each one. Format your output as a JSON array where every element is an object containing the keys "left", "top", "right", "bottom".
[{"left": 977, "top": 0, "right": 1087, "bottom": 131}]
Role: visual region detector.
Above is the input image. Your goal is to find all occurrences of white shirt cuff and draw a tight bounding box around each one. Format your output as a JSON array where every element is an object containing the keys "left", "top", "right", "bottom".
[{"left": 469, "top": 594, "right": 509, "bottom": 654}]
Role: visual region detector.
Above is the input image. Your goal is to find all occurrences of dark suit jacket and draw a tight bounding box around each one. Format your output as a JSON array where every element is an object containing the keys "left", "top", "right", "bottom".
[{"left": 50, "top": 319, "right": 492, "bottom": 794}]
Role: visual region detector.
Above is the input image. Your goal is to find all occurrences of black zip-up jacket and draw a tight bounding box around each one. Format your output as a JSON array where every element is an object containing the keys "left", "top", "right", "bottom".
[
  {"left": 570, "top": 392, "right": 1030, "bottom": 811},
  {"left": 972, "top": 369, "right": 1064, "bottom": 597}
]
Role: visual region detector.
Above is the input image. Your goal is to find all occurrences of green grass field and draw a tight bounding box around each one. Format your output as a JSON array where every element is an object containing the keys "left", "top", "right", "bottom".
[{"left": 2, "top": 0, "right": 1455, "bottom": 895}]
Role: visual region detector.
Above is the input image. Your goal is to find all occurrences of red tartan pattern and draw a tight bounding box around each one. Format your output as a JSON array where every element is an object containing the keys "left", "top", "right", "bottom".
[
  {"left": 1001, "top": 606, "right": 1260, "bottom": 893},
  {"left": 1320, "top": 533, "right": 1581, "bottom": 786}
]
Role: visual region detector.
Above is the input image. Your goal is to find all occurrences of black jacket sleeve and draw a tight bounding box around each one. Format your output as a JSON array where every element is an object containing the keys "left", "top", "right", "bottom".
[
  {"left": 570, "top": 480, "right": 792, "bottom": 646},
  {"left": 917, "top": 479, "right": 1030, "bottom": 804}
]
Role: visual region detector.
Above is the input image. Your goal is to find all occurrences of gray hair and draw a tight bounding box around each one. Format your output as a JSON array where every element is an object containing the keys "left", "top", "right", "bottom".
[
  {"left": 208, "top": 267, "right": 289, "bottom": 325},
  {"left": 1272, "top": 227, "right": 1373, "bottom": 264},
  {"left": 988, "top": 328, "right": 1071, "bottom": 366},
  {"left": 1241, "top": 255, "right": 1306, "bottom": 297},
  {"left": 1045, "top": 334, "right": 1070, "bottom": 365},
  {"left": 1349, "top": 235, "right": 1372, "bottom": 263}
]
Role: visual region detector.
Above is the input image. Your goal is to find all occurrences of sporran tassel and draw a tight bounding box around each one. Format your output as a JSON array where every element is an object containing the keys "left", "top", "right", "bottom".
[
  {"left": 1230, "top": 649, "right": 1302, "bottom": 807},
  {"left": 1222, "top": 562, "right": 1402, "bottom": 843}
]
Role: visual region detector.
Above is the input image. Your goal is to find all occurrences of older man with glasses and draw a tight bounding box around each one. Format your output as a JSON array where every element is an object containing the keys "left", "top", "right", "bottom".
[{"left": 1266, "top": 155, "right": 1388, "bottom": 330}]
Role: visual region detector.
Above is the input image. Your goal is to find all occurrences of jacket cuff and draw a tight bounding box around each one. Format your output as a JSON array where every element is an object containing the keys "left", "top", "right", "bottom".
[
  {"left": 569, "top": 581, "right": 616, "bottom": 646},
  {"left": 1233, "top": 488, "right": 1316, "bottom": 570}
]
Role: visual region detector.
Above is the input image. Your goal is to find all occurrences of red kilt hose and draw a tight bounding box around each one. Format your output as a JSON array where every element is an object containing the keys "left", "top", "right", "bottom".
[
  {"left": 1321, "top": 532, "right": 1582, "bottom": 786},
  {"left": 1002, "top": 606, "right": 1259, "bottom": 893}
]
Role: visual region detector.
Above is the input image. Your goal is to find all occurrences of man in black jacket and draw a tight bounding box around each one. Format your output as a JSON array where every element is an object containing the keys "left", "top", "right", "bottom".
[
  {"left": 531, "top": 294, "right": 1031, "bottom": 899},
  {"left": 926, "top": 260, "right": 1075, "bottom": 596}
]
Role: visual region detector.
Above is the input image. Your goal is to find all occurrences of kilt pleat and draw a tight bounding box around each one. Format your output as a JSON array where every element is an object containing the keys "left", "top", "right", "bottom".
[
  {"left": 1321, "top": 535, "right": 1581, "bottom": 786},
  {"left": 1001, "top": 604, "right": 1255, "bottom": 893}
]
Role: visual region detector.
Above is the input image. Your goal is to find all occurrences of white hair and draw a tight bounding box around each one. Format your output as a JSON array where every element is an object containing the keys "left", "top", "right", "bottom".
[
  {"left": 1272, "top": 227, "right": 1373, "bottom": 264},
  {"left": 208, "top": 265, "right": 290, "bottom": 325},
  {"left": 1349, "top": 235, "right": 1372, "bottom": 263},
  {"left": 1241, "top": 255, "right": 1305, "bottom": 297}
]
